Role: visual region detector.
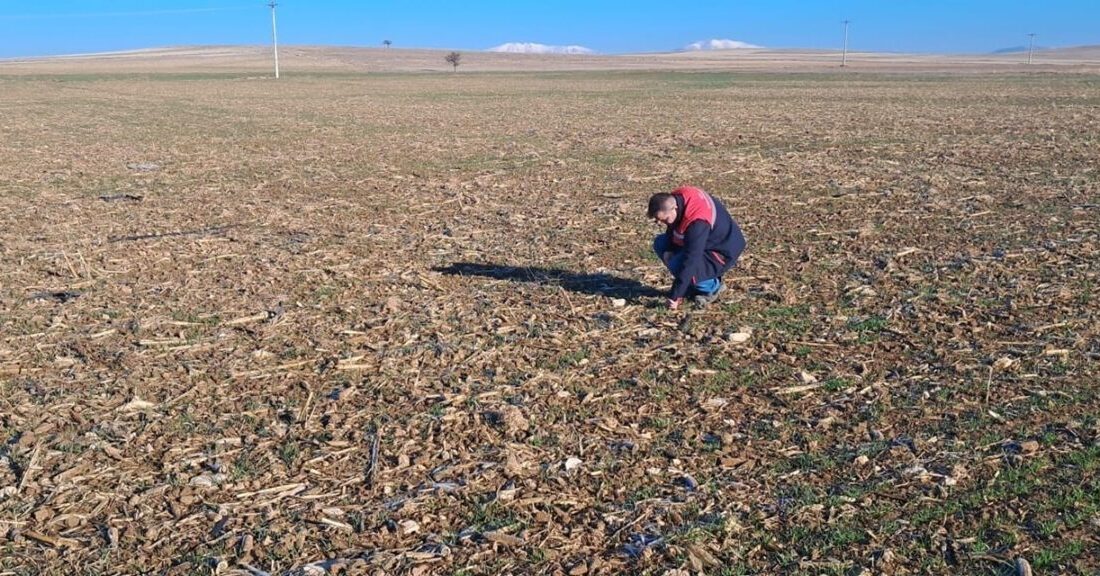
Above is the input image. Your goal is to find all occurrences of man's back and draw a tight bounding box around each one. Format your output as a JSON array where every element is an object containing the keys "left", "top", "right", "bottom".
[{"left": 671, "top": 186, "right": 746, "bottom": 266}]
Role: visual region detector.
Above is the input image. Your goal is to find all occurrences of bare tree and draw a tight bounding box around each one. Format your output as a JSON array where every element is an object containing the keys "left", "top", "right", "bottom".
[
  {"left": 445, "top": 51, "right": 461, "bottom": 71},
  {"left": 383, "top": 39, "right": 392, "bottom": 49}
]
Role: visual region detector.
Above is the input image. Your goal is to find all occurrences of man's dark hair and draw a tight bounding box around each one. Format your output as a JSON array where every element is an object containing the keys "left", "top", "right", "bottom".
[{"left": 647, "top": 193, "right": 675, "bottom": 218}]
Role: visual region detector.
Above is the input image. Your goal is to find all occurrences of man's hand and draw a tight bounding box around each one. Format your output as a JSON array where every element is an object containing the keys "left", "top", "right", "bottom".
[
  {"left": 661, "top": 251, "right": 675, "bottom": 265},
  {"left": 667, "top": 298, "right": 681, "bottom": 310}
]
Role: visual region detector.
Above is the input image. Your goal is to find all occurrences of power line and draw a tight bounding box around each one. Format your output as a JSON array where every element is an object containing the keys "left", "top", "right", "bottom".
[
  {"left": 841, "top": 20, "right": 850, "bottom": 67},
  {"left": 268, "top": 1, "right": 279, "bottom": 79},
  {"left": 0, "top": 7, "right": 255, "bottom": 20}
]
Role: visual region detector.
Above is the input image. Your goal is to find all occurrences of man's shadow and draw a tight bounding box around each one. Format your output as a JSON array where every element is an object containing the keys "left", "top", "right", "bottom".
[{"left": 433, "top": 262, "right": 663, "bottom": 300}]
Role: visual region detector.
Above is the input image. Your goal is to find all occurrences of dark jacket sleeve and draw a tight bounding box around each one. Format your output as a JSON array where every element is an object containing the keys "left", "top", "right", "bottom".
[{"left": 670, "top": 221, "right": 710, "bottom": 301}]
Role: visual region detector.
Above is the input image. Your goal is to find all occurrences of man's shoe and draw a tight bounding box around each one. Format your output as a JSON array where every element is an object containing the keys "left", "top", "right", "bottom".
[{"left": 693, "top": 282, "right": 726, "bottom": 306}]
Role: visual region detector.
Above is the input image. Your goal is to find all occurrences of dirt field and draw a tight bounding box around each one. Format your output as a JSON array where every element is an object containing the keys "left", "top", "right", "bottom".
[{"left": 1, "top": 53, "right": 1098, "bottom": 575}]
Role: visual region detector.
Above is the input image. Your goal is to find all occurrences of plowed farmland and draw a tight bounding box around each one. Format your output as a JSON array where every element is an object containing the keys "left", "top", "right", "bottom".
[{"left": 1, "top": 70, "right": 1098, "bottom": 575}]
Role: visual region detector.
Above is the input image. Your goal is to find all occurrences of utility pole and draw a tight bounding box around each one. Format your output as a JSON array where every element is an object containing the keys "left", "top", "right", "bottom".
[
  {"left": 268, "top": 1, "right": 280, "bottom": 79},
  {"left": 841, "top": 20, "right": 850, "bottom": 67},
  {"left": 1027, "top": 33, "right": 1036, "bottom": 65}
]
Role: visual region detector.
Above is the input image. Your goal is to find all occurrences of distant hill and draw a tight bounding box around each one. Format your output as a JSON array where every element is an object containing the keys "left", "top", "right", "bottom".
[
  {"left": 2, "top": 44, "right": 1099, "bottom": 74},
  {"left": 991, "top": 44, "right": 1100, "bottom": 60},
  {"left": 683, "top": 39, "right": 762, "bottom": 51},
  {"left": 1041, "top": 44, "right": 1100, "bottom": 59},
  {"left": 488, "top": 43, "right": 594, "bottom": 55}
]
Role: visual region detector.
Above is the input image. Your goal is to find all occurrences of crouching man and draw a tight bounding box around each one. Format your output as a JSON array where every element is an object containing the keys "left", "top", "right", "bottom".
[{"left": 647, "top": 185, "right": 746, "bottom": 310}]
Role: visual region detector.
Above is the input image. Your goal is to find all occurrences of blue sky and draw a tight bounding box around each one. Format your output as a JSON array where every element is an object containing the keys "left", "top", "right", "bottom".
[{"left": 0, "top": 1, "right": 1096, "bottom": 58}]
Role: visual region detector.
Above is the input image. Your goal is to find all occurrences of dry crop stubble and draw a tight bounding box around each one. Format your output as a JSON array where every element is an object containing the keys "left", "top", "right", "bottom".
[{"left": 0, "top": 70, "right": 1098, "bottom": 575}]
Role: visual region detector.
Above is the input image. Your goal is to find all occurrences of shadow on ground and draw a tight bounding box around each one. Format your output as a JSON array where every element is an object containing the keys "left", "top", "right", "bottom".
[{"left": 433, "top": 262, "right": 663, "bottom": 300}]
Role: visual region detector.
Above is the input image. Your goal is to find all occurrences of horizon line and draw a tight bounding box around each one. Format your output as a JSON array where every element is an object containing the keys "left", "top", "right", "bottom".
[{"left": 2, "top": 42, "right": 1093, "bottom": 62}]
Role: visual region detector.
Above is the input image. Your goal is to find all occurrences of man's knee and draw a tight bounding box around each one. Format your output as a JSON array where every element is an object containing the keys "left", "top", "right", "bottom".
[{"left": 653, "top": 234, "right": 669, "bottom": 256}]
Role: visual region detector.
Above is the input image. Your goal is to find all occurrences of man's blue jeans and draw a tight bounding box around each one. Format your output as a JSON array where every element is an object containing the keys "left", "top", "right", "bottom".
[{"left": 653, "top": 234, "right": 720, "bottom": 295}]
